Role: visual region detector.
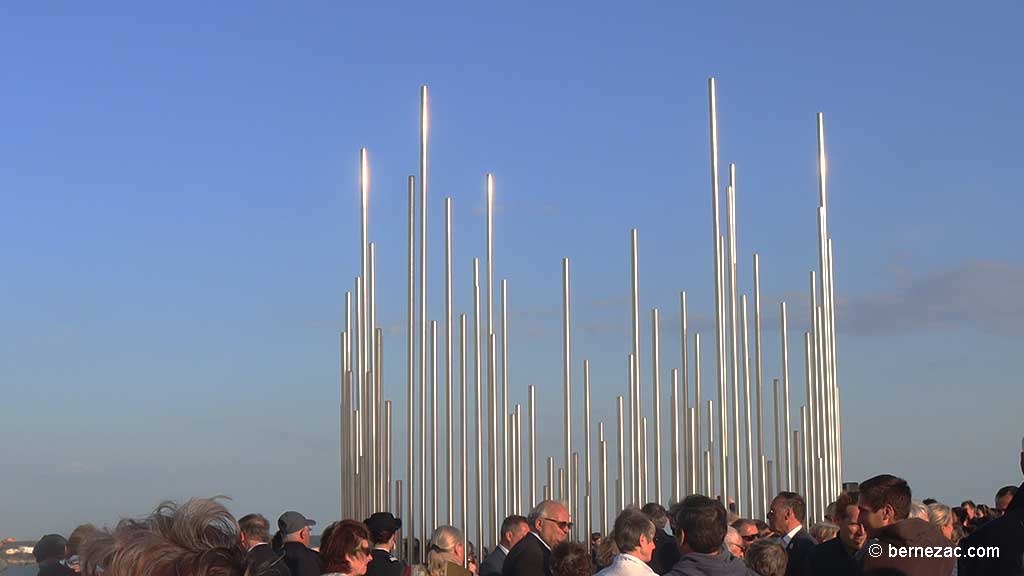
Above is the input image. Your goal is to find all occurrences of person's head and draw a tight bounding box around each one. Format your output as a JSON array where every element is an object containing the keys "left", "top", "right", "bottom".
[
  {"left": 33, "top": 534, "right": 68, "bottom": 564},
  {"left": 590, "top": 532, "right": 603, "bottom": 547},
  {"left": 744, "top": 539, "right": 787, "bottom": 576},
  {"left": 767, "top": 492, "right": 805, "bottom": 535},
  {"left": 908, "top": 501, "right": 929, "bottom": 521},
  {"left": 671, "top": 495, "right": 727, "bottom": 554},
  {"left": 364, "top": 512, "right": 402, "bottom": 550},
  {"left": 808, "top": 522, "right": 838, "bottom": 544},
  {"left": 960, "top": 500, "right": 976, "bottom": 519},
  {"left": 550, "top": 541, "right": 592, "bottom": 576},
  {"left": 320, "top": 520, "right": 372, "bottom": 576},
  {"left": 424, "top": 526, "right": 465, "bottom": 576},
  {"left": 527, "top": 500, "right": 571, "bottom": 548},
  {"left": 753, "top": 519, "right": 771, "bottom": 540},
  {"left": 832, "top": 492, "right": 866, "bottom": 554},
  {"left": 67, "top": 524, "right": 98, "bottom": 558},
  {"left": 995, "top": 486, "right": 1018, "bottom": 516},
  {"left": 858, "top": 474, "right": 911, "bottom": 537},
  {"left": 641, "top": 502, "right": 669, "bottom": 531},
  {"left": 731, "top": 519, "right": 758, "bottom": 546},
  {"left": 611, "top": 510, "right": 656, "bottom": 562},
  {"left": 927, "top": 503, "right": 954, "bottom": 541},
  {"left": 238, "top": 514, "right": 272, "bottom": 549},
  {"left": 80, "top": 497, "right": 246, "bottom": 576},
  {"left": 724, "top": 527, "right": 744, "bottom": 558},
  {"left": 278, "top": 511, "right": 316, "bottom": 547},
  {"left": 499, "top": 515, "right": 529, "bottom": 549}
]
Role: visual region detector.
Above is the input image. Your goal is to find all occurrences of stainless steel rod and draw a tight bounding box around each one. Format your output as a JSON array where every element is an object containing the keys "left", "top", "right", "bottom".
[
  {"left": 628, "top": 353, "right": 637, "bottom": 505},
  {"left": 405, "top": 176, "right": 415, "bottom": 562},
  {"left": 584, "top": 360, "right": 592, "bottom": 546},
  {"left": 708, "top": 78, "right": 728, "bottom": 505},
  {"left": 599, "top": 422, "right": 608, "bottom": 534},
  {"left": 742, "top": 296, "right": 754, "bottom": 517},
  {"left": 773, "top": 378, "right": 781, "bottom": 495},
  {"left": 694, "top": 333, "right": 702, "bottom": 494},
  {"left": 561, "top": 258, "right": 573, "bottom": 519},
  {"left": 460, "top": 313, "right": 468, "bottom": 555},
  {"left": 418, "top": 85, "right": 429, "bottom": 562},
  {"left": 716, "top": 234, "right": 728, "bottom": 502},
  {"left": 651, "top": 308, "right": 663, "bottom": 505},
  {"left": 473, "top": 259, "right": 483, "bottom": 560},
  {"left": 670, "top": 368, "right": 680, "bottom": 504},
  {"left": 726, "top": 167, "right": 741, "bottom": 511},
  {"left": 529, "top": 384, "right": 536, "bottom": 508},
  {"left": 431, "top": 320, "right": 438, "bottom": 531},
  {"left": 445, "top": 197, "right": 454, "bottom": 525},
  {"left": 616, "top": 396, "right": 625, "bottom": 514},
  {"left": 753, "top": 254, "right": 765, "bottom": 517},
  {"left": 629, "top": 229, "right": 641, "bottom": 506},
  {"left": 488, "top": 332, "right": 498, "bottom": 549},
  {"left": 781, "top": 302, "right": 792, "bottom": 491},
  {"left": 502, "top": 279, "right": 509, "bottom": 520},
  {"left": 680, "top": 291, "right": 689, "bottom": 497}
]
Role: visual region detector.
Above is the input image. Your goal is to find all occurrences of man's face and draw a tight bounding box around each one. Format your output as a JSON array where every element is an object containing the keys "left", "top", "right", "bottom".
[
  {"left": 636, "top": 533, "right": 656, "bottom": 563},
  {"left": 857, "top": 496, "right": 894, "bottom": 538},
  {"left": 963, "top": 505, "right": 976, "bottom": 519},
  {"left": 737, "top": 523, "right": 759, "bottom": 546},
  {"left": 725, "top": 533, "right": 744, "bottom": 558},
  {"left": 767, "top": 499, "right": 792, "bottom": 534},
  {"left": 837, "top": 505, "right": 866, "bottom": 553},
  {"left": 995, "top": 493, "right": 1014, "bottom": 516},
  {"left": 506, "top": 522, "right": 530, "bottom": 549},
  {"left": 535, "top": 504, "right": 571, "bottom": 548}
]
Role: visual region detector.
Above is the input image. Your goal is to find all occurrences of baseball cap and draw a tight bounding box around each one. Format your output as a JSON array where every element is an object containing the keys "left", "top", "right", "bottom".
[
  {"left": 364, "top": 512, "right": 402, "bottom": 533},
  {"left": 278, "top": 511, "right": 316, "bottom": 534}
]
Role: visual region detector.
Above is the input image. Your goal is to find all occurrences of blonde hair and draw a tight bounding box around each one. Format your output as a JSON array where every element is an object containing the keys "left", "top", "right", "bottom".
[
  {"left": 927, "top": 503, "right": 953, "bottom": 531},
  {"left": 809, "top": 522, "right": 838, "bottom": 543},
  {"left": 422, "top": 526, "right": 463, "bottom": 576}
]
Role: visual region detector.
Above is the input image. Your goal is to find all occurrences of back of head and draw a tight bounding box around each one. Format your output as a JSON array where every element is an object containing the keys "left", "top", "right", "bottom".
[
  {"left": 68, "top": 525, "right": 98, "bottom": 557},
  {"left": 611, "top": 510, "right": 655, "bottom": 554},
  {"left": 320, "top": 520, "right": 370, "bottom": 575},
  {"left": 908, "top": 501, "right": 929, "bottom": 521},
  {"left": 745, "top": 540, "right": 787, "bottom": 576},
  {"left": 808, "top": 522, "right": 838, "bottom": 543},
  {"left": 672, "top": 495, "right": 727, "bottom": 554},
  {"left": 238, "top": 514, "right": 271, "bottom": 544},
  {"left": 550, "top": 541, "right": 591, "bottom": 576},
  {"left": 640, "top": 503, "right": 668, "bottom": 530},
  {"left": 859, "top": 474, "right": 911, "bottom": 520},
  {"left": 80, "top": 497, "right": 245, "bottom": 576},
  {"left": 425, "top": 526, "right": 462, "bottom": 576},
  {"left": 33, "top": 534, "right": 68, "bottom": 563},
  {"left": 927, "top": 503, "right": 952, "bottom": 529}
]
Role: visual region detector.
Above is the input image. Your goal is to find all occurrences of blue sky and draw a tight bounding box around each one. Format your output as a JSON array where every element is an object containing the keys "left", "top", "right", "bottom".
[{"left": 1, "top": 1, "right": 1022, "bottom": 538}]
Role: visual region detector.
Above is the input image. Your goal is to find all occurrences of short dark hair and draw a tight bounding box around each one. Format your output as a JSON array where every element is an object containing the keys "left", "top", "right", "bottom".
[
  {"left": 922, "top": 498, "right": 937, "bottom": 505},
  {"left": 500, "top": 515, "right": 529, "bottom": 541},
  {"left": 996, "top": 486, "right": 1018, "bottom": 502},
  {"left": 961, "top": 500, "right": 976, "bottom": 509},
  {"left": 859, "top": 474, "right": 911, "bottom": 520},
  {"left": 320, "top": 520, "right": 370, "bottom": 575},
  {"left": 731, "top": 518, "right": 757, "bottom": 532},
  {"left": 745, "top": 539, "right": 787, "bottom": 576},
  {"left": 641, "top": 503, "right": 668, "bottom": 528},
  {"left": 773, "top": 491, "right": 806, "bottom": 523},
  {"left": 239, "top": 514, "right": 272, "bottom": 543},
  {"left": 831, "top": 493, "right": 857, "bottom": 521},
  {"left": 612, "top": 510, "right": 655, "bottom": 553},
  {"left": 672, "top": 495, "right": 727, "bottom": 554},
  {"left": 550, "top": 541, "right": 592, "bottom": 576}
]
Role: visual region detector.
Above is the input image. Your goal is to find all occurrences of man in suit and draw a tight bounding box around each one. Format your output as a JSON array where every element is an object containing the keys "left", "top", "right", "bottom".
[
  {"left": 278, "top": 511, "right": 320, "bottom": 576},
  {"left": 364, "top": 512, "right": 406, "bottom": 576},
  {"left": 801, "top": 492, "right": 865, "bottom": 576},
  {"left": 641, "top": 503, "right": 680, "bottom": 574},
  {"left": 481, "top": 515, "right": 529, "bottom": 576},
  {"left": 240, "top": 513, "right": 291, "bottom": 576},
  {"left": 502, "top": 500, "right": 571, "bottom": 576},
  {"left": 767, "top": 492, "right": 815, "bottom": 576}
]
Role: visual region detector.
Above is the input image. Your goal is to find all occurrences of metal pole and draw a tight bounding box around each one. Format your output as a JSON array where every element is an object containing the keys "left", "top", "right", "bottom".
[
  {"left": 680, "top": 292, "right": 690, "bottom": 498},
  {"left": 488, "top": 332, "right": 498, "bottom": 549},
  {"left": 693, "top": 333, "right": 702, "bottom": 494},
  {"left": 628, "top": 353, "right": 637, "bottom": 505},
  {"left": 616, "top": 396, "right": 625, "bottom": 514},
  {"left": 584, "top": 360, "right": 592, "bottom": 547},
  {"left": 386, "top": 399, "right": 393, "bottom": 512},
  {"left": 599, "top": 422, "right": 608, "bottom": 534},
  {"left": 368, "top": 244, "right": 378, "bottom": 512},
  {"left": 708, "top": 78, "right": 728, "bottom": 506},
  {"left": 726, "top": 167, "right": 742, "bottom": 512},
  {"left": 773, "top": 378, "right": 781, "bottom": 496},
  {"left": 629, "top": 229, "right": 641, "bottom": 507},
  {"left": 706, "top": 399, "right": 714, "bottom": 498},
  {"left": 642, "top": 417, "right": 649, "bottom": 503},
  {"left": 651, "top": 308, "right": 663, "bottom": 505},
  {"left": 742, "top": 296, "right": 754, "bottom": 517},
  {"left": 529, "top": 385, "right": 536, "bottom": 508},
  {"left": 460, "top": 314, "right": 468, "bottom": 556},
  {"left": 446, "top": 198, "right": 454, "bottom": 525},
  {"left": 418, "top": 85, "right": 429, "bottom": 562},
  {"left": 473, "top": 259, "right": 483, "bottom": 560},
  {"left": 405, "top": 176, "right": 415, "bottom": 562},
  {"left": 431, "top": 321, "right": 438, "bottom": 531},
  {"left": 804, "top": 332, "right": 817, "bottom": 522},
  {"left": 671, "top": 368, "right": 680, "bottom": 504},
  {"left": 688, "top": 406, "right": 698, "bottom": 497},
  {"left": 561, "top": 258, "right": 573, "bottom": 520},
  {"left": 502, "top": 279, "right": 510, "bottom": 519},
  {"left": 781, "top": 302, "right": 792, "bottom": 491},
  {"left": 753, "top": 254, "right": 766, "bottom": 517}
]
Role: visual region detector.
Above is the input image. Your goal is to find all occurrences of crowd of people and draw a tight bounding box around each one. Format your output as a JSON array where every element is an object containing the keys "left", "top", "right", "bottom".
[{"left": 21, "top": 448, "right": 1024, "bottom": 576}]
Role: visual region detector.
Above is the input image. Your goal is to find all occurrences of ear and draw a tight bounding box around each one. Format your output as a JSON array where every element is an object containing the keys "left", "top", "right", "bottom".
[{"left": 676, "top": 528, "right": 686, "bottom": 546}]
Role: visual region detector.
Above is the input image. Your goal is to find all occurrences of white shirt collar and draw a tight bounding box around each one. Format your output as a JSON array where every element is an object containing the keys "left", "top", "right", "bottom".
[
  {"left": 781, "top": 524, "right": 803, "bottom": 546},
  {"left": 531, "top": 531, "right": 551, "bottom": 551},
  {"left": 615, "top": 553, "right": 655, "bottom": 570},
  {"left": 498, "top": 544, "right": 509, "bottom": 555}
]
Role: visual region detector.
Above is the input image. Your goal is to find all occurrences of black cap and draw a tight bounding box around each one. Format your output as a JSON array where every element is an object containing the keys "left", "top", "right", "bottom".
[
  {"left": 364, "top": 512, "right": 402, "bottom": 533},
  {"left": 33, "top": 534, "right": 68, "bottom": 562},
  {"left": 278, "top": 511, "right": 316, "bottom": 534}
]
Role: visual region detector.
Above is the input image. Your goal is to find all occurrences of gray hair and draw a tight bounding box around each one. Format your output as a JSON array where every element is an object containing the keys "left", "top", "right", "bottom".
[
  {"left": 909, "top": 500, "right": 929, "bottom": 521},
  {"left": 611, "top": 510, "right": 655, "bottom": 554},
  {"left": 527, "top": 500, "right": 566, "bottom": 528},
  {"left": 809, "top": 522, "right": 838, "bottom": 543}
]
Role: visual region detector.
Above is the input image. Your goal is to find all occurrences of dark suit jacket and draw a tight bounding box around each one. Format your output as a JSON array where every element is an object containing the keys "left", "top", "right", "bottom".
[
  {"left": 958, "top": 484, "right": 1024, "bottom": 576},
  {"left": 282, "top": 541, "right": 320, "bottom": 576},
  {"left": 502, "top": 533, "right": 551, "bottom": 576},
  {"left": 247, "top": 543, "right": 291, "bottom": 576},
  {"left": 783, "top": 527, "right": 816, "bottom": 576},
  {"left": 648, "top": 529, "right": 681, "bottom": 575},
  {"left": 800, "top": 536, "right": 857, "bottom": 576},
  {"left": 366, "top": 548, "right": 406, "bottom": 576},
  {"left": 480, "top": 546, "right": 507, "bottom": 576}
]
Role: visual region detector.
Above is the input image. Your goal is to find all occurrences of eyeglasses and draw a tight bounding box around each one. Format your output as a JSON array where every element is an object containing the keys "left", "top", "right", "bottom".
[
  {"left": 542, "top": 517, "right": 574, "bottom": 532},
  {"left": 741, "top": 534, "right": 758, "bottom": 542}
]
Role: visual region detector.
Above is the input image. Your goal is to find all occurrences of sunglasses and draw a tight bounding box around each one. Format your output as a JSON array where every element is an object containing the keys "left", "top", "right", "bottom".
[
  {"left": 542, "top": 517, "right": 574, "bottom": 532},
  {"left": 741, "top": 534, "right": 758, "bottom": 542}
]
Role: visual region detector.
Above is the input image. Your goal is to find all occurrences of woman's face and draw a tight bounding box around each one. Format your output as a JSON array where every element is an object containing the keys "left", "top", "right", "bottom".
[
  {"left": 347, "top": 538, "right": 372, "bottom": 576},
  {"left": 941, "top": 517, "right": 954, "bottom": 541}
]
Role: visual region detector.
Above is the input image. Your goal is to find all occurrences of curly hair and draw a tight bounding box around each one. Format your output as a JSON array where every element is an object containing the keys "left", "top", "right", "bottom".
[
  {"left": 550, "top": 541, "right": 592, "bottom": 576},
  {"left": 320, "top": 520, "right": 370, "bottom": 574},
  {"left": 80, "top": 497, "right": 245, "bottom": 576}
]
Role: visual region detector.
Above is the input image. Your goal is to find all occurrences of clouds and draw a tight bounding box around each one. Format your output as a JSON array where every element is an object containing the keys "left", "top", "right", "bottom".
[{"left": 838, "top": 260, "right": 1024, "bottom": 337}]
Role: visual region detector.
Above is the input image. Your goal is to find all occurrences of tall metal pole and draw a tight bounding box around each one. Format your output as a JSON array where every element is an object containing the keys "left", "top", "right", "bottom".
[
  {"left": 485, "top": 173, "right": 497, "bottom": 524},
  {"left": 502, "top": 279, "right": 510, "bottom": 519},
  {"left": 693, "top": 333, "right": 702, "bottom": 494},
  {"left": 753, "top": 254, "right": 766, "bottom": 517},
  {"left": 529, "top": 385, "right": 536, "bottom": 508},
  {"left": 629, "top": 229, "right": 641, "bottom": 506},
  {"left": 600, "top": 430, "right": 609, "bottom": 534},
  {"left": 418, "top": 86, "right": 429, "bottom": 562},
  {"left": 742, "top": 296, "right": 754, "bottom": 517},
  {"left": 780, "top": 302, "right": 792, "bottom": 491},
  {"left": 616, "top": 396, "right": 626, "bottom": 514},
  {"left": 773, "top": 378, "right": 781, "bottom": 496},
  {"left": 488, "top": 332, "right": 498, "bottom": 548},
  {"left": 584, "top": 360, "right": 592, "bottom": 548},
  {"left": 561, "top": 258, "right": 573, "bottom": 521},
  {"left": 651, "top": 308, "right": 663, "bottom": 505},
  {"left": 405, "top": 176, "right": 415, "bottom": 562},
  {"left": 726, "top": 167, "right": 742, "bottom": 511},
  {"left": 460, "top": 314, "right": 468, "bottom": 557},
  {"left": 680, "top": 292, "right": 690, "bottom": 497},
  {"left": 431, "top": 321, "right": 438, "bottom": 532},
  {"left": 445, "top": 197, "right": 454, "bottom": 525},
  {"left": 473, "top": 259, "right": 483, "bottom": 559},
  {"left": 628, "top": 353, "right": 637, "bottom": 505},
  {"left": 708, "top": 78, "right": 728, "bottom": 505},
  {"left": 369, "top": 245, "right": 378, "bottom": 512},
  {"left": 670, "top": 368, "right": 680, "bottom": 504},
  {"left": 804, "top": 331, "right": 817, "bottom": 522}
]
